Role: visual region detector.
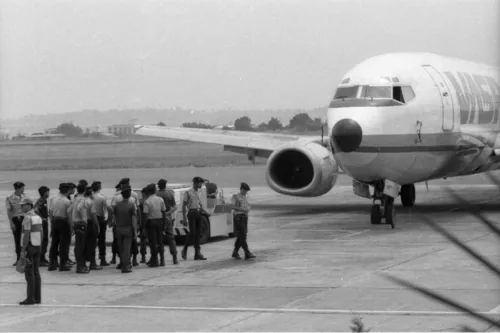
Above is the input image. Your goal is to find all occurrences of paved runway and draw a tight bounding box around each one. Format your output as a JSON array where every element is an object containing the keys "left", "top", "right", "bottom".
[{"left": 0, "top": 169, "right": 499, "bottom": 331}]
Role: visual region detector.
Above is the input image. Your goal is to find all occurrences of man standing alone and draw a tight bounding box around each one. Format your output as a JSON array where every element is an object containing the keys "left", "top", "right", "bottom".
[{"left": 230, "top": 182, "right": 256, "bottom": 260}]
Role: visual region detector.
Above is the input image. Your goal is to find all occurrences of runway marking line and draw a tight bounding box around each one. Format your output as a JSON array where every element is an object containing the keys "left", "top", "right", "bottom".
[{"left": 0, "top": 304, "right": 498, "bottom": 317}]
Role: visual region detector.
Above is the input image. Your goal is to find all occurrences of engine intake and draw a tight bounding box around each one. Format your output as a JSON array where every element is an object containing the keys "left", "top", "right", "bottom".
[{"left": 265, "top": 142, "right": 339, "bottom": 197}]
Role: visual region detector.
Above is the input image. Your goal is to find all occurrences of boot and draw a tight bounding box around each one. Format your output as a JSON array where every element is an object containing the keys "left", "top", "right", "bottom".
[
  {"left": 110, "top": 254, "right": 116, "bottom": 264},
  {"left": 194, "top": 251, "right": 207, "bottom": 260},
  {"left": 116, "top": 263, "right": 122, "bottom": 270},
  {"left": 140, "top": 254, "right": 146, "bottom": 263},
  {"left": 173, "top": 254, "right": 178, "bottom": 265},
  {"left": 90, "top": 259, "right": 103, "bottom": 271},
  {"left": 76, "top": 266, "right": 89, "bottom": 274},
  {"left": 121, "top": 265, "right": 132, "bottom": 273},
  {"left": 245, "top": 252, "right": 256, "bottom": 260},
  {"left": 181, "top": 248, "right": 187, "bottom": 260},
  {"left": 99, "top": 255, "right": 110, "bottom": 267},
  {"left": 232, "top": 250, "right": 241, "bottom": 260},
  {"left": 48, "top": 260, "right": 58, "bottom": 271},
  {"left": 132, "top": 255, "right": 139, "bottom": 267},
  {"left": 59, "top": 261, "right": 72, "bottom": 271}
]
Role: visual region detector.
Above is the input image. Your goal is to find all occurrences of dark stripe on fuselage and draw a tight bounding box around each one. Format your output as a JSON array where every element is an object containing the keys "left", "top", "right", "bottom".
[{"left": 332, "top": 131, "right": 500, "bottom": 154}]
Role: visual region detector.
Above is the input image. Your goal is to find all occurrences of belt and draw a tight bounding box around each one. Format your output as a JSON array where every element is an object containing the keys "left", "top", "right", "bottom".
[
  {"left": 188, "top": 208, "right": 201, "bottom": 211},
  {"left": 53, "top": 216, "right": 68, "bottom": 220}
]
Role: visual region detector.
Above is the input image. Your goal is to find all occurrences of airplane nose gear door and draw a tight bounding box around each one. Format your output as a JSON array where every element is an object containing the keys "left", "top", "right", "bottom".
[{"left": 422, "top": 65, "right": 455, "bottom": 132}]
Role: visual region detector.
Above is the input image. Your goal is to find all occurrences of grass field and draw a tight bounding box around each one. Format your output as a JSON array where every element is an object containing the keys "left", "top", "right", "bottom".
[{"left": 0, "top": 141, "right": 266, "bottom": 171}]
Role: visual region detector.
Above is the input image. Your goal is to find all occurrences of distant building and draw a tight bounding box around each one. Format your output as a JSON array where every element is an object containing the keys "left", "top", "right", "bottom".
[
  {"left": 107, "top": 124, "right": 136, "bottom": 136},
  {"left": 44, "top": 128, "right": 57, "bottom": 134}
]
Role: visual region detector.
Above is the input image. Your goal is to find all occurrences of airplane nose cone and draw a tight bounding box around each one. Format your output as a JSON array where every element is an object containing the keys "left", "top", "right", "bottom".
[{"left": 331, "top": 118, "right": 363, "bottom": 153}]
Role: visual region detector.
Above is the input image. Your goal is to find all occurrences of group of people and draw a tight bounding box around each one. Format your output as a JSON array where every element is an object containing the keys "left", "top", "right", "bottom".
[{"left": 6, "top": 176, "right": 255, "bottom": 305}]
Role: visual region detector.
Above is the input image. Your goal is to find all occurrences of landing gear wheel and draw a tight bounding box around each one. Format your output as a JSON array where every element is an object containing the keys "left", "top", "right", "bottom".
[
  {"left": 400, "top": 184, "right": 416, "bottom": 207},
  {"left": 384, "top": 197, "right": 396, "bottom": 228},
  {"left": 370, "top": 205, "right": 382, "bottom": 225}
]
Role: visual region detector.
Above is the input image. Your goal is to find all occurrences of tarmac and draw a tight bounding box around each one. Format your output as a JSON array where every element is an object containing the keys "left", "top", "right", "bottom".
[{"left": 0, "top": 169, "right": 499, "bottom": 331}]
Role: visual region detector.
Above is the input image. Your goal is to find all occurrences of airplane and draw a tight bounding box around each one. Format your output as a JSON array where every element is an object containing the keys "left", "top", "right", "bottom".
[{"left": 135, "top": 52, "right": 500, "bottom": 229}]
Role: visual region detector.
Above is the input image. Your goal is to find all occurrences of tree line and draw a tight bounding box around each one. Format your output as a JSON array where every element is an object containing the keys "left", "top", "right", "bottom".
[{"left": 178, "top": 113, "right": 325, "bottom": 132}]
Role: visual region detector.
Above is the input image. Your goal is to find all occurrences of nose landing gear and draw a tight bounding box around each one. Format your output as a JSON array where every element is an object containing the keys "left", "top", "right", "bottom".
[{"left": 370, "top": 181, "right": 396, "bottom": 228}]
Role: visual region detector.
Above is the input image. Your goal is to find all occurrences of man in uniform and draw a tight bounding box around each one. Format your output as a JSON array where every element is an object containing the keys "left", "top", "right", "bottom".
[
  {"left": 71, "top": 183, "right": 89, "bottom": 274},
  {"left": 156, "top": 179, "right": 178, "bottom": 264},
  {"left": 48, "top": 183, "right": 72, "bottom": 272},
  {"left": 110, "top": 178, "right": 140, "bottom": 266},
  {"left": 92, "top": 181, "right": 113, "bottom": 267},
  {"left": 138, "top": 187, "right": 149, "bottom": 264},
  {"left": 19, "top": 197, "right": 43, "bottom": 305},
  {"left": 114, "top": 186, "right": 138, "bottom": 273},
  {"left": 110, "top": 183, "right": 122, "bottom": 264},
  {"left": 65, "top": 182, "right": 77, "bottom": 267},
  {"left": 230, "top": 182, "right": 256, "bottom": 260},
  {"left": 6, "top": 181, "right": 26, "bottom": 266},
  {"left": 181, "top": 177, "right": 209, "bottom": 261},
  {"left": 142, "top": 183, "right": 167, "bottom": 267},
  {"left": 83, "top": 186, "right": 102, "bottom": 271},
  {"left": 34, "top": 186, "right": 50, "bottom": 267}
]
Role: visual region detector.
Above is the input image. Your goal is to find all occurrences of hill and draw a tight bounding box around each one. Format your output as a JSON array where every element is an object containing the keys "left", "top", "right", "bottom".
[{"left": 0, "top": 106, "right": 328, "bottom": 135}]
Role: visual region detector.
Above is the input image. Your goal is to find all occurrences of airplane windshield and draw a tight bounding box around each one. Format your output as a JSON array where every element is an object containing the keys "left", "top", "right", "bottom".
[{"left": 331, "top": 85, "right": 415, "bottom": 108}]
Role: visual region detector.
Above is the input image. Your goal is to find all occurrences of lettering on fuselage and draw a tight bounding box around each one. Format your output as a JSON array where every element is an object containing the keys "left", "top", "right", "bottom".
[{"left": 444, "top": 71, "right": 500, "bottom": 125}]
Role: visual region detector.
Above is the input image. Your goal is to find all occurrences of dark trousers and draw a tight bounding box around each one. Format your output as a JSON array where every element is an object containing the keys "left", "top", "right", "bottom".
[
  {"left": 85, "top": 221, "right": 99, "bottom": 263},
  {"left": 11, "top": 216, "right": 23, "bottom": 261},
  {"left": 116, "top": 227, "right": 132, "bottom": 268},
  {"left": 147, "top": 219, "right": 164, "bottom": 263},
  {"left": 41, "top": 219, "right": 49, "bottom": 260},
  {"left": 234, "top": 214, "right": 250, "bottom": 254},
  {"left": 112, "top": 227, "right": 118, "bottom": 255},
  {"left": 97, "top": 216, "right": 107, "bottom": 257},
  {"left": 183, "top": 210, "right": 202, "bottom": 252},
  {"left": 73, "top": 222, "right": 87, "bottom": 267},
  {"left": 49, "top": 218, "right": 70, "bottom": 264},
  {"left": 163, "top": 217, "right": 177, "bottom": 256},
  {"left": 25, "top": 244, "right": 41, "bottom": 303},
  {"left": 131, "top": 237, "right": 139, "bottom": 256},
  {"left": 139, "top": 227, "right": 148, "bottom": 256}
]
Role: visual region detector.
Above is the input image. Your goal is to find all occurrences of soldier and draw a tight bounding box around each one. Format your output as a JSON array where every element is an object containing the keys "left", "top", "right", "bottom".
[
  {"left": 65, "top": 182, "right": 77, "bottom": 267},
  {"left": 110, "top": 183, "right": 122, "bottom": 264},
  {"left": 156, "top": 179, "right": 178, "bottom": 264},
  {"left": 83, "top": 186, "right": 102, "bottom": 271},
  {"left": 92, "top": 181, "right": 113, "bottom": 267},
  {"left": 138, "top": 187, "right": 149, "bottom": 264},
  {"left": 34, "top": 186, "right": 50, "bottom": 267},
  {"left": 230, "top": 182, "right": 256, "bottom": 260},
  {"left": 142, "top": 183, "right": 167, "bottom": 267},
  {"left": 48, "top": 183, "right": 72, "bottom": 272},
  {"left": 19, "top": 197, "right": 43, "bottom": 305},
  {"left": 71, "top": 183, "right": 89, "bottom": 274},
  {"left": 110, "top": 179, "right": 140, "bottom": 266},
  {"left": 6, "top": 181, "right": 26, "bottom": 266},
  {"left": 181, "top": 177, "right": 209, "bottom": 261},
  {"left": 114, "top": 186, "right": 138, "bottom": 273}
]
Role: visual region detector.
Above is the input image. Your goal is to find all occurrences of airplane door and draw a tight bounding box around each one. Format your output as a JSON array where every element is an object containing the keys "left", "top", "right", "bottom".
[{"left": 422, "top": 65, "right": 454, "bottom": 131}]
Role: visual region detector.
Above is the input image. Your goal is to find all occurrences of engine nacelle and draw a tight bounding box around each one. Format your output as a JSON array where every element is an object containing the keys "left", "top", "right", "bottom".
[{"left": 265, "top": 141, "right": 339, "bottom": 197}]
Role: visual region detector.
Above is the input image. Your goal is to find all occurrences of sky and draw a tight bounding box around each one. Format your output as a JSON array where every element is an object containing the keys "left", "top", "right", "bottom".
[{"left": 0, "top": 0, "right": 498, "bottom": 120}]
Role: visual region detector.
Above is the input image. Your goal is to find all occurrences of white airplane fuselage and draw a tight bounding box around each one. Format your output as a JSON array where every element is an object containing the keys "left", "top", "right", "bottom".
[{"left": 328, "top": 52, "right": 500, "bottom": 185}]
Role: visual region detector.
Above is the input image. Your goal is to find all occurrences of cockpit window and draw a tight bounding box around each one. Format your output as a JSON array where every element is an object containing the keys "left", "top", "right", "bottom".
[
  {"left": 401, "top": 86, "right": 415, "bottom": 102},
  {"left": 362, "top": 86, "right": 392, "bottom": 99},
  {"left": 334, "top": 86, "right": 359, "bottom": 99}
]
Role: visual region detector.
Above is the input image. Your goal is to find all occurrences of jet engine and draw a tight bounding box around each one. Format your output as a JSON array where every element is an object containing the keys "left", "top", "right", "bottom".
[{"left": 265, "top": 141, "right": 339, "bottom": 197}]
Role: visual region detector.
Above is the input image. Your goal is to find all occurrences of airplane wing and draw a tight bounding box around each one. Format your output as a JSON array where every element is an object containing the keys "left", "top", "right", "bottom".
[{"left": 134, "top": 125, "right": 330, "bottom": 159}]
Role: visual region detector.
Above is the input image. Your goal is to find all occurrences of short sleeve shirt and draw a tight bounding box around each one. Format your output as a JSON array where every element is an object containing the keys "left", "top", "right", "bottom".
[
  {"left": 183, "top": 188, "right": 202, "bottom": 210},
  {"left": 157, "top": 189, "right": 176, "bottom": 210},
  {"left": 84, "top": 197, "right": 97, "bottom": 220},
  {"left": 92, "top": 192, "right": 107, "bottom": 217},
  {"left": 114, "top": 201, "right": 136, "bottom": 228},
  {"left": 231, "top": 193, "right": 250, "bottom": 215},
  {"left": 71, "top": 196, "right": 87, "bottom": 223},
  {"left": 143, "top": 195, "right": 166, "bottom": 219},
  {"left": 50, "top": 194, "right": 72, "bottom": 219},
  {"left": 22, "top": 210, "right": 43, "bottom": 246},
  {"left": 6, "top": 193, "right": 26, "bottom": 218}
]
